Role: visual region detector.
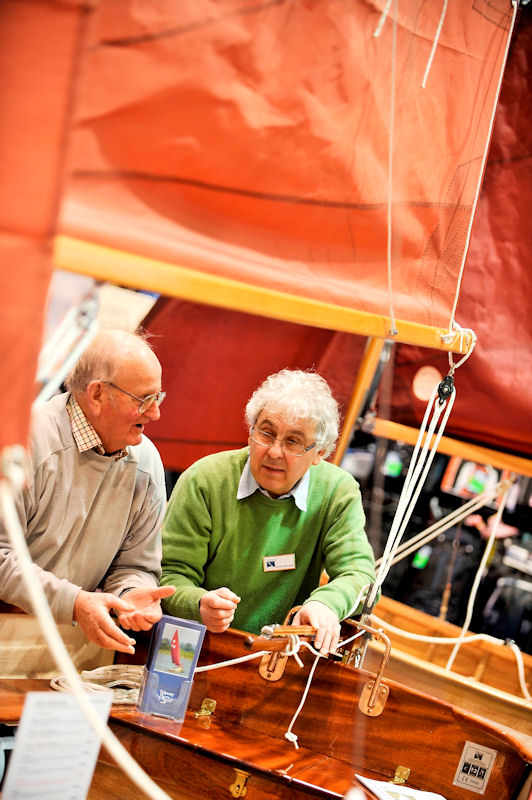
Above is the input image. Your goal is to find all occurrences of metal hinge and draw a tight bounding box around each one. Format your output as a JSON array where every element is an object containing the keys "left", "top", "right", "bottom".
[{"left": 229, "top": 768, "right": 249, "bottom": 797}]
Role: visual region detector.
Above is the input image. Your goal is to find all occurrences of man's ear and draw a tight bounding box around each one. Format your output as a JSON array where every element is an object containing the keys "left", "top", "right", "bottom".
[
  {"left": 85, "top": 381, "right": 105, "bottom": 417},
  {"left": 312, "top": 449, "right": 326, "bottom": 466}
]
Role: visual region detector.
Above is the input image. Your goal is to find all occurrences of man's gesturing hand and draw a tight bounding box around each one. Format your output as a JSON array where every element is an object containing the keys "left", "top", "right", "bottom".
[
  {"left": 73, "top": 590, "right": 138, "bottom": 654},
  {"left": 199, "top": 587, "right": 240, "bottom": 632},
  {"left": 117, "top": 585, "right": 176, "bottom": 631}
]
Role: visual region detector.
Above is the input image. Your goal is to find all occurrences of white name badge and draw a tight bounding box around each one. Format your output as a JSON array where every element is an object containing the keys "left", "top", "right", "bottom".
[{"left": 263, "top": 553, "right": 296, "bottom": 572}]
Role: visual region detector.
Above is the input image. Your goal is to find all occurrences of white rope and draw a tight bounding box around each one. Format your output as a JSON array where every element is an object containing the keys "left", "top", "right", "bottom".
[
  {"left": 507, "top": 642, "right": 532, "bottom": 703},
  {"left": 372, "top": 613, "right": 499, "bottom": 647},
  {"left": 442, "top": 321, "right": 477, "bottom": 377},
  {"left": 50, "top": 665, "right": 144, "bottom": 705},
  {"left": 194, "top": 649, "right": 268, "bottom": 673},
  {"left": 373, "top": 0, "right": 393, "bottom": 38},
  {"left": 284, "top": 632, "right": 365, "bottom": 749},
  {"left": 447, "top": 0, "right": 519, "bottom": 332},
  {"left": 421, "top": 0, "right": 448, "bottom": 89},
  {"left": 371, "top": 613, "right": 531, "bottom": 702},
  {"left": 368, "top": 382, "right": 455, "bottom": 607},
  {"left": 0, "top": 461, "right": 173, "bottom": 800},
  {"left": 386, "top": 0, "right": 398, "bottom": 335},
  {"left": 284, "top": 652, "right": 321, "bottom": 749},
  {"left": 375, "top": 478, "right": 512, "bottom": 569},
  {"left": 344, "top": 582, "right": 372, "bottom": 620},
  {"left": 445, "top": 485, "right": 511, "bottom": 671}
]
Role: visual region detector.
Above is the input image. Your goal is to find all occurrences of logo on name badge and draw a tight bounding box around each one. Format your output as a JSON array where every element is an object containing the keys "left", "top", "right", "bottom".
[{"left": 263, "top": 553, "right": 296, "bottom": 572}]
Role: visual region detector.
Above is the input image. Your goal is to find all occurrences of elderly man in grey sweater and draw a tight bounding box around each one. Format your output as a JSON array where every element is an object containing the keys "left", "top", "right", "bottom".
[{"left": 0, "top": 329, "right": 174, "bottom": 654}]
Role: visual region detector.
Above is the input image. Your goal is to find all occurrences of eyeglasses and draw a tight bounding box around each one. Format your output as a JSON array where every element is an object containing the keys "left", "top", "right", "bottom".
[
  {"left": 250, "top": 426, "right": 316, "bottom": 456},
  {"left": 104, "top": 381, "right": 166, "bottom": 415}
]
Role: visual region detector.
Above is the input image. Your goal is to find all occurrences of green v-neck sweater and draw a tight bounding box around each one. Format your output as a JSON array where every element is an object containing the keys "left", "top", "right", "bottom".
[{"left": 161, "top": 447, "right": 376, "bottom": 634}]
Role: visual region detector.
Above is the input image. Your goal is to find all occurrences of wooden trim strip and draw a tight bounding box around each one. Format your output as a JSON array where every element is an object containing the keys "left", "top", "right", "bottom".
[
  {"left": 365, "top": 418, "right": 532, "bottom": 477},
  {"left": 53, "top": 235, "right": 472, "bottom": 353}
]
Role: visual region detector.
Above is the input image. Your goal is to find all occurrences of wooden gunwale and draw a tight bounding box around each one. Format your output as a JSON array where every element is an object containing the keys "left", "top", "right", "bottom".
[
  {"left": 1, "top": 625, "right": 531, "bottom": 800},
  {"left": 369, "top": 596, "right": 532, "bottom": 700}
]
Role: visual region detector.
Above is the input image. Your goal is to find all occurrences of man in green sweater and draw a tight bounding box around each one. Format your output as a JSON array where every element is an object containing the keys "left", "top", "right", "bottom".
[{"left": 161, "top": 369, "right": 375, "bottom": 654}]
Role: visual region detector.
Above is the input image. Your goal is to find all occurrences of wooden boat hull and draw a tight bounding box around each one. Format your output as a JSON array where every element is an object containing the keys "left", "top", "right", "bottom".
[
  {"left": 366, "top": 595, "right": 532, "bottom": 736},
  {"left": 1, "top": 628, "right": 531, "bottom": 800},
  {"left": 100, "top": 628, "right": 532, "bottom": 799}
]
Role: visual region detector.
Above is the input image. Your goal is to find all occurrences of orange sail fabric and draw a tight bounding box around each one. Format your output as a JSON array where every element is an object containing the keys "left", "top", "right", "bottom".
[
  {"left": 60, "top": 0, "right": 514, "bottom": 328},
  {"left": 389, "top": 13, "right": 532, "bottom": 458},
  {"left": 0, "top": 1, "right": 90, "bottom": 453},
  {"left": 1, "top": 0, "right": 530, "bottom": 468}
]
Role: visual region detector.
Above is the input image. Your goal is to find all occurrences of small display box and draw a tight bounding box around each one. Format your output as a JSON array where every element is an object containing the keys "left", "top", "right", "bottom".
[{"left": 137, "top": 615, "right": 206, "bottom": 722}]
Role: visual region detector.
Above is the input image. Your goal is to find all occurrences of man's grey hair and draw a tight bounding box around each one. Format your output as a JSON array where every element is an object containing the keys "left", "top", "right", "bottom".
[
  {"left": 245, "top": 369, "right": 340, "bottom": 458},
  {"left": 65, "top": 328, "right": 153, "bottom": 395}
]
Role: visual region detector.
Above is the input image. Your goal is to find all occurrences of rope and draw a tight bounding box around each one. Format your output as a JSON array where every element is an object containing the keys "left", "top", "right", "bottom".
[
  {"left": 373, "top": 0, "right": 393, "bottom": 38},
  {"left": 447, "top": 0, "right": 519, "bottom": 333},
  {"left": 371, "top": 613, "right": 531, "bottom": 702},
  {"left": 375, "top": 478, "right": 513, "bottom": 569},
  {"left": 284, "top": 632, "right": 365, "bottom": 749},
  {"left": 195, "top": 650, "right": 267, "bottom": 673},
  {"left": 445, "top": 485, "right": 511, "bottom": 670},
  {"left": 50, "top": 665, "right": 145, "bottom": 705},
  {"left": 0, "top": 460, "right": 173, "bottom": 800},
  {"left": 284, "top": 651, "right": 321, "bottom": 749},
  {"left": 443, "top": 321, "right": 477, "bottom": 377},
  {"left": 421, "top": 0, "right": 448, "bottom": 88},
  {"left": 345, "top": 582, "right": 372, "bottom": 620},
  {"left": 368, "top": 382, "right": 455, "bottom": 607},
  {"left": 507, "top": 642, "right": 532, "bottom": 703}
]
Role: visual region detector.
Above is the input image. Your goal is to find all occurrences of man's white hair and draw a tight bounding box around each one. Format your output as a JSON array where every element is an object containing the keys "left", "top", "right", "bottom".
[
  {"left": 65, "top": 328, "right": 153, "bottom": 394},
  {"left": 245, "top": 369, "right": 340, "bottom": 458}
]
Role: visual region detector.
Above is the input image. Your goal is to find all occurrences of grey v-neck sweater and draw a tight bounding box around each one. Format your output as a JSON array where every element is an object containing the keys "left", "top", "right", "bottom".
[{"left": 0, "top": 394, "right": 166, "bottom": 623}]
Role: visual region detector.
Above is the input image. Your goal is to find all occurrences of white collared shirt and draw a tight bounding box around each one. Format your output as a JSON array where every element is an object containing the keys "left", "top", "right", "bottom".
[{"left": 236, "top": 457, "right": 310, "bottom": 511}]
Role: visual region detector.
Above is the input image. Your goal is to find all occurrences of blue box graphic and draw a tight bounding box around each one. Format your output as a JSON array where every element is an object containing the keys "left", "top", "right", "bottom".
[{"left": 136, "top": 614, "right": 206, "bottom": 721}]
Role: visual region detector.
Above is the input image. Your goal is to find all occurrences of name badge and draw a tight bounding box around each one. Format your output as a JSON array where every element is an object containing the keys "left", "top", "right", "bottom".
[{"left": 263, "top": 553, "right": 296, "bottom": 572}]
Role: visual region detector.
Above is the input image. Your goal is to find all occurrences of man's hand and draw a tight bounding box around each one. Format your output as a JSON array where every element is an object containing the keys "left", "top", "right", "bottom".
[
  {"left": 292, "top": 601, "right": 341, "bottom": 655},
  {"left": 199, "top": 587, "right": 240, "bottom": 632},
  {"left": 73, "top": 590, "right": 139, "bottom": 654},
  {"left": 117, "top": 585, "right": 176, "bottom": 631}
]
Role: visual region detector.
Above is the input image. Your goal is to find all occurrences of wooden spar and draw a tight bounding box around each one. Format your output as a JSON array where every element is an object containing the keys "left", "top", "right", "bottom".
[
  {"left": 53, "top": 235, "right": 472, "bottom": 354},
  {"left": 365, "top": 418, "right": 532, "bottom": 478},
  {"left": 332, "top": 337, "right": 386, "bottom": 465}
]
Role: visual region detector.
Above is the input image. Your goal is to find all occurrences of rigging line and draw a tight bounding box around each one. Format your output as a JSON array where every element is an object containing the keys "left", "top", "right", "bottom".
[
  {"left": 387, "top": 0, "right": 398, "bottom": 335},
  {"left": 421, "top": 0, "right": 448, "bottom": 89},
  {"left": 374, "top": 478, "right": 513, "bottom": 568},
  {"left": 194, "top": 649, "right": 267, "bottom": 672},
  {"left": 372, "top": 0, "right": 397, "bottom": 335},
  {"left": 284, "top": 633, "right": 365, "bottom": 749},
  {"left": 0, "top": 453, "right": 173, "bottom": 800},
  {"left": 369, "top": 384, "right": 455, "bottom": 606},
  {"left": 508, "top": 642, "right": 532, "bottom": 703},
  {"left": 371, "top": 613, "right": 531, "bottom": 702},
  {"left": 447, "top": 0, "right": 519, "bottom": 334},
  {"left": 444, "top": 321, "right": 477, "bottom": 377},
  {"left": 373, "top": 0, "right": 393, "bottom": 38},
  {"left": 445, "top": 482, "right": 511, "bottom": 671}
]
